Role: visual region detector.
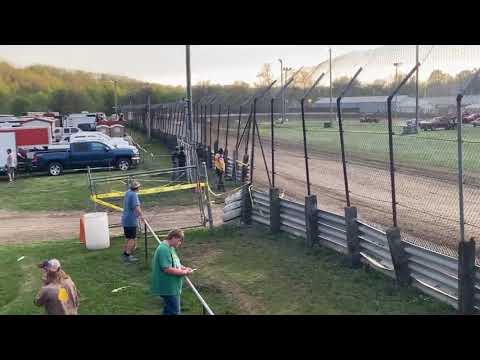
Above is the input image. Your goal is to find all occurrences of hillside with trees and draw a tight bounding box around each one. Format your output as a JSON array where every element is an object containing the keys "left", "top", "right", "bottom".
[{"left": 0, "top": 61, "right": 185, "bottom": 115}]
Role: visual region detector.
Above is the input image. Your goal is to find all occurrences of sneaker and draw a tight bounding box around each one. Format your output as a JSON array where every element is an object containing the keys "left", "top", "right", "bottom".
[{"left": 123, "top": 255, "right": 139, "bottom": 263}]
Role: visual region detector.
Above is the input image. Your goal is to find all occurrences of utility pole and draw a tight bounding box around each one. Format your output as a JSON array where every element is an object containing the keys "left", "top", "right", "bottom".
[
  {"left": 114, "top": 80, "right": 118, "bottom": 119},
  {"left": 186, "top": 45, "right": 193, "bottom": 143},
  {"left": 329, "top": 47, "right": 333, "bottom": 123},
  {"left": 415, "top": 45, "right": 419, "bottom": 129},
  {"left": 284, "top": 67, "right": 292, "bottom": 119},
  {"left": 393, "top": 62, "right": 403, "bottom": 113},
  {"left": 278, "top": 59, "right": 284, "bottom": 122}
]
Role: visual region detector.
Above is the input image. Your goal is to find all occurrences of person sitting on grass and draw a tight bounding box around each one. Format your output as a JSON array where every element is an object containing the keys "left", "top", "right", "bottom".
[
  {"left": 150, "top": 229, "right": 194, "bottom": 315},
  {"left": 34, "top": 259, "right": 80, "bottom": 315},
  {"left": 121, "top": 180, "right": 145, "bottom": 263}
]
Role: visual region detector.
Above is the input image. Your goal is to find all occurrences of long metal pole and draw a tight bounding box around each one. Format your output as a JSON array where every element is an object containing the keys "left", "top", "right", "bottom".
[
  {"left": 387, "top": 63, "right": 420, "bottom": 227},
  {"left": 415, "top": 45, "right": 419, "bottom": 129},
  {"left": 279, "top": 59, "right": 284, "bottom": 122},
  {"left": 301, "top": 98, "right": 311, "bottom": 195},
  {"left": 143, "top": 218, "right": 214, "bottom": 315},
  {"left": 329, "top": 48, "right": 333, "bottom": 123},
  {"left": 270, "top": 98, "right": 275, "bottom": 188},
  {"left": 209, "top": 104, "right": 213, "bottom": 150},
  {"left": 387, "top": 98, "right": 397, "bottom": 227},
  {"left": 225, "top": 105, "right": 230, "bottom": 157},
  {"left": 114, "top": 80, "right": 118, "bottom": 118},
  {"left": 186, "top": 45, "right": 193, "bottom": 143},
  {"left": 336, "top": 68, "right": 362, "bottom": 207},
  {"left": 216, "top": 104, "right": 221, "bottom": 150},
  {"left": 457, "top": 94, "right": 465, "bottom": 243},
  {"left": 250, "top": 99, "right": 257, "bottom": 183}
]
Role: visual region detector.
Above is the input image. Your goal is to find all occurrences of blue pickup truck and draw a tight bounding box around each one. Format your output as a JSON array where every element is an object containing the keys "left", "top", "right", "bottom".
[{"left": 31, "top": 141, "right": 140, "bottom": 176}]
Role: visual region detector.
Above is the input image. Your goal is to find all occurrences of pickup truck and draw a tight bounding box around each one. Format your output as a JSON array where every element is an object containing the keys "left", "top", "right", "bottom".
[
  {"left": 419, "top": 116, "right": 456, "bottom": 131},
  {"left": 31, "top": 141, "right": 140, "bottom": 176}
]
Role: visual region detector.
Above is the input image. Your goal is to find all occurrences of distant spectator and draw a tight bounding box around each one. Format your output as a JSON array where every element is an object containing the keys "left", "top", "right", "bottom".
[
  {"left": 177, "top": 147, "right": 187, "bottom": 180},
  {"left": 151, "top": 229, "right": 193, "bottom": 315},
  {"left": 34, "top": 259, "right": 80, "bottom": 315},
  {"left": 214, "top": 148, "right": 225, "bottom": 191},
  {"left": 5, "top": 149, "right": 16, "bottom": 183}
]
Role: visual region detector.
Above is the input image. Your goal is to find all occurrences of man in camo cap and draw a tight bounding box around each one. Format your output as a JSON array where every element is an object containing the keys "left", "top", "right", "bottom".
[{"left": 34, "top": 259, "right": 80, "bottom": 315}]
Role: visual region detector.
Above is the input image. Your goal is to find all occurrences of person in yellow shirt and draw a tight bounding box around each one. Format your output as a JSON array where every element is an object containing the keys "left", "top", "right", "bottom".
[{"left": 214, "top": 148, "right": 225, "bottom": 191}]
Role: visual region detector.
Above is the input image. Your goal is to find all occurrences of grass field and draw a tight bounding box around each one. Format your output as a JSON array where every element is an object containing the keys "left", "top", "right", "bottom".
[
  {"left": 257, "top": 119, "right": 480, "bottom": 173},
  {"left": 0, "top": 129, "right": 226, "bottom": 212},
  {"left": 0, "top": 225, "right": 453, "bottom": 315}
]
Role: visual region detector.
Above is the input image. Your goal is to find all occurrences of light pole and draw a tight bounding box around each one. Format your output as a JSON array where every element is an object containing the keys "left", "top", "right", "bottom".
[
  {"left": 278, "top": 59, "right": 285, "bottom": 122},
  {"left": 284, "top": 66, "right": 292, "bottom": 120},
  {"left": 329, "top": 47, "right": 333, "bottom": 122},
  {"left": 393, "top": 62, "right": 402, "bottom": 113},
  {"left": 113, "top": 80, "right": 118, "bottom": 119}
]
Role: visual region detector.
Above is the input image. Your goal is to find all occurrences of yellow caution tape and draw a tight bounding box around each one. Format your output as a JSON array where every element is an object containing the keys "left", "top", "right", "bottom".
[
  {"left": 206, "top": 181, "right": 246, "bottom": 198},
  {"left": 95, "top": 183, "right": 206, "bottom": 199},
  {"left": 90, "top": 195, "right": 123, "bottom": 212}
]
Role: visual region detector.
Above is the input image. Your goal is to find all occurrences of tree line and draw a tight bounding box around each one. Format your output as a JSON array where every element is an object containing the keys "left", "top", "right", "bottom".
[
  {"left": 1, "top": 60, "right": 479, "bottom": 117},
  {"left": 0, "top": 61, "right": 184, "bottom": 116}
]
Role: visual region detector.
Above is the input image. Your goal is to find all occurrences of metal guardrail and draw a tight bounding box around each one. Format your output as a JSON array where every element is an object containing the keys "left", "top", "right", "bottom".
[
  {"left": 279, "top": 197, "right": 306, "bottom": 238},
  {"left": 244, "top": 188, "right": 475, "bottom": 311},
  {"left": 143, "top": 220, "right": 214, "bottom": 315}
]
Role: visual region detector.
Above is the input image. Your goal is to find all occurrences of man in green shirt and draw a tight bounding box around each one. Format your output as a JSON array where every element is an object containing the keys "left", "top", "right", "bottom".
[{"left": 151, "top": 229, "right": 193, "bottom": 315}]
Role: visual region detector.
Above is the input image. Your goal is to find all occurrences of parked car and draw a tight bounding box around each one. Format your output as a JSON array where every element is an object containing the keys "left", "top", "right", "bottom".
[
  {"left": 472, "top": 119, "right": 480, "bottom": 127},
  {"left": 463, "top": 113, "right": 480, "bottom": 124},
  {"left": 419, "top": 116, "right": 456, "bottom": 131},
  {"left": 360, "top": 114, "right": 379, "bottom": 123},
  {"left": 31, "top": 141, "right": 140, "bottom": 176}
]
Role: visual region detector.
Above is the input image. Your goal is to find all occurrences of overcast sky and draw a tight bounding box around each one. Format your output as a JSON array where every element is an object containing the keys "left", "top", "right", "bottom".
[{"left": 0, "top": 45, "right": 381, "bottom": 86}]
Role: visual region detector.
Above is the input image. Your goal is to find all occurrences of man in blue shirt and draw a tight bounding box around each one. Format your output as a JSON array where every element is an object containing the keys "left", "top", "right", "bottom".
[{"left": 121, "top": 180, "right": 145, "bottom": 263}]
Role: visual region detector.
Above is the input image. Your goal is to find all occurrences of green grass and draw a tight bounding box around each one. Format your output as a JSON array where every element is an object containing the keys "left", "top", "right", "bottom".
[
  {"left": 0, "top": 130, "right": 218, "bottom": 212},
  {"left": 258, "top": 119, "right": 480, "bottom": 173},
  {"left": 0, "top": 226, "right": 453, "bottom": 315}
]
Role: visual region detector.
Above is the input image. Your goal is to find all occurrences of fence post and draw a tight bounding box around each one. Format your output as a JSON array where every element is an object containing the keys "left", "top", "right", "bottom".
[
  {"left": 305, "top": 195, "right": 318, "bottom": 248},
  {"left": 386, "top": 227, "right": 410, "bottom": 286},
  {"left": 240, "top": 153, "right": 248, "bottom": 184},
  {"left": 241, "top": 184, "right": 252, "bottom": 225},
  {"left": 345, "top": 207, "right": 360, "bottom": 268},
  {"left": 458, "top": 238, "right": 476, "bottom": 314},
  {"left": 269, "top": 187, "right": 280, "bottom": 234}
]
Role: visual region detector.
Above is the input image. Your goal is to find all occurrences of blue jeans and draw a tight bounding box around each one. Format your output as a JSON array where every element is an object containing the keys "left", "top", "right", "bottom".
[{"left": 161, "top": 295, "right": 181, "bottom": 315}]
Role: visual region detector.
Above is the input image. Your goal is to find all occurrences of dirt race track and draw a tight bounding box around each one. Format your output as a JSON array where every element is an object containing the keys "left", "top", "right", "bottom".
[
  {"left": 0, "top": 205, "right": 223, "bottom": 245},
  {"left": 215, "top": 126, "right": 480, "bottom": 256}
]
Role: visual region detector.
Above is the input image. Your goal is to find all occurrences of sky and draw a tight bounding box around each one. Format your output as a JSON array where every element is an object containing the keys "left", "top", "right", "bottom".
[{"left": 0, "top": 45, "right": 381, "bottom": 86}]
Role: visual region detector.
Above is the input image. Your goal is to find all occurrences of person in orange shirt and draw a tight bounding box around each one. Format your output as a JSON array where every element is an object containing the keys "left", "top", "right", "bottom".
[{"left": 214, "top": 148, "right": 225, "bottom": 192}]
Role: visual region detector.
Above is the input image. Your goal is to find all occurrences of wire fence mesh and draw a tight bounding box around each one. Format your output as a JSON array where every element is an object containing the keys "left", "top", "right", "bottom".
[{"left": 122, "top": 45, "right": 480, "bottom": 260}]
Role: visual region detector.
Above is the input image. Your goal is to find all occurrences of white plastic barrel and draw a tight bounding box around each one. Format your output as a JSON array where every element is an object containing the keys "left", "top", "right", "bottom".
[{"left": 84, "top": 212, "right": 110, "bottom": 250}]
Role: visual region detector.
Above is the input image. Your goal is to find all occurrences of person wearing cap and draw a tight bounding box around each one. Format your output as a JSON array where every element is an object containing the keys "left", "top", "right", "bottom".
[
  {"left": 214, "top": 148, "right": 225, "bottom": 191},
  {"left": 34, "top": 259, "right": 80, "bottom": 315},
  {"left": 121, "top": 180, "right": 145, "bottom": 263},
  {"left": 150, "top": 229, "right": 194, "bottom": 315}
]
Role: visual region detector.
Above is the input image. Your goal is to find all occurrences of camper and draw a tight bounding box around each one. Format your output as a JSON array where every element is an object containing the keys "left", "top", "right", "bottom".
[{"left": 64, "top": 113, "right": 97, "bottom": 131}]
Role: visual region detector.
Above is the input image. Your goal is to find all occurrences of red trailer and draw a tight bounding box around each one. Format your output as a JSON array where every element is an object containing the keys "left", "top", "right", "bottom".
[{"left": 0, "top": 127, "right": 51, "bottom": 149}]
